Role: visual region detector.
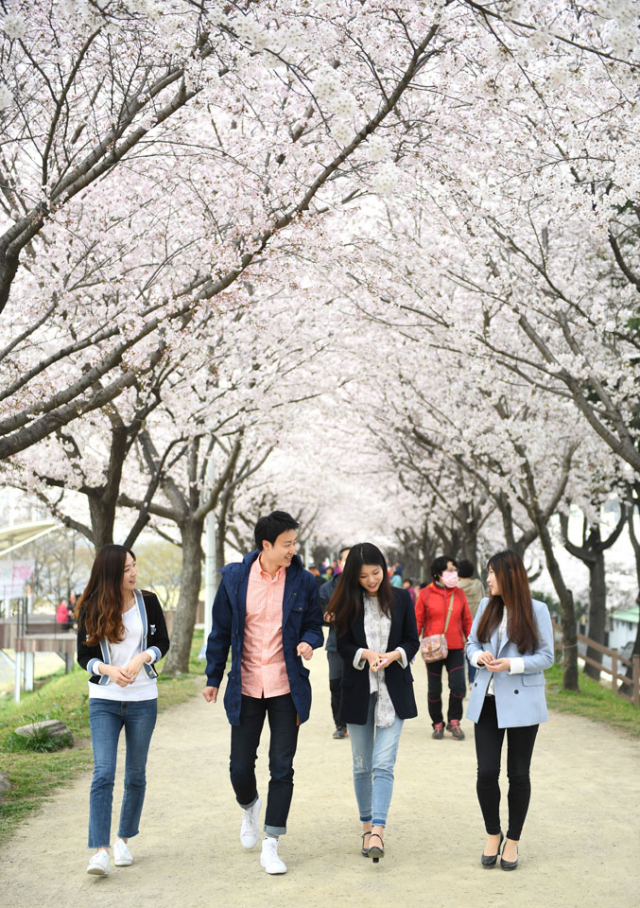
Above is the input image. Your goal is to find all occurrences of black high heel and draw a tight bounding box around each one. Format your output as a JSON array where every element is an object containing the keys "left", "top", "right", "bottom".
[
  {"left": 481, "top": 831, "right": 504, "bottom": 867},
  {"left": 500, "top": 840, "right": 519, "bottom": 871},
  {"left": 361, "top": 831, "right": 371, "bottom": 857},
  {"left": 368, "top": 832, "right": 384, "bottom": 863}
]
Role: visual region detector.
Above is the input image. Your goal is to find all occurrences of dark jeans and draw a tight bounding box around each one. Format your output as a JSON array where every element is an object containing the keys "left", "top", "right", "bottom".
[
  {"left": 230, "top": 693, "right": 299, "bottom": 836},
  {"left": 426, "top": 648, "right": 466, "bottom": 726},
  {"left": 474, "top": 696, "right": 539, "bottom": 840},
  {"left": 467, "top": 658, "right": 477, "bottom": 685}
]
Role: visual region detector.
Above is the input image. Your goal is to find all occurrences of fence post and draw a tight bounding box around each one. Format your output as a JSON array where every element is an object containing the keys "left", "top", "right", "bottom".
[
  {"left": 611, "top": 648, "right": 618, "bottom": 694},
  {"left": 633, "top": 655, "right": 640, "bottom": 710}
]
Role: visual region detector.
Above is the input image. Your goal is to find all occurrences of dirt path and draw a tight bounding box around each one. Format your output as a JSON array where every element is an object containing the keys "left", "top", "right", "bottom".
[{"left": 1, "top": 649, "right": 639, "bottom": 908}]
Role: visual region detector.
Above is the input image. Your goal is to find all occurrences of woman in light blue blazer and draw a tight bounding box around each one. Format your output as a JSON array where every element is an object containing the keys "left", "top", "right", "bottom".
[{"left": 466, "top": 550, "right": 554, "bottom": 871}]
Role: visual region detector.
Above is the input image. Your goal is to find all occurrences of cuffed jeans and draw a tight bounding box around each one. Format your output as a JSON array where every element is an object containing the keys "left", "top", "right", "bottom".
[
  {"left": 88, "top": 697, "right": 157, "bottom": 848},
  {"left": 230, "top": 693, "right": 299, "bottom": 836},
  {"left": 347, "top": 694, "right": 404, "bottom": 827},
  {"left": 474, "top": 696, "right": 539, "bottom": 840}
]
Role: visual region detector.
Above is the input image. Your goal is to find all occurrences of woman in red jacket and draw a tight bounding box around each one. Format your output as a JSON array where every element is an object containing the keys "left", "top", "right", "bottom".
[{"left": 415, "top": 556, "right": 472, "bottom": 740}]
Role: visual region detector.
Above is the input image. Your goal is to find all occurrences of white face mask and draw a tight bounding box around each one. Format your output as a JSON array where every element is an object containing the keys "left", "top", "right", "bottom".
[{"left": 441, "top": 571, "right": 459, "bottom": 589}]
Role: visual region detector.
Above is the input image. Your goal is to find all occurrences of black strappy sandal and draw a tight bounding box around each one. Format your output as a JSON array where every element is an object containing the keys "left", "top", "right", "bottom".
[
  {"left": 361, "top": 830, "right": 372, "bottom": 857},
  {"left": 368, "top": 832, "right": 385, "bottom": 863}
]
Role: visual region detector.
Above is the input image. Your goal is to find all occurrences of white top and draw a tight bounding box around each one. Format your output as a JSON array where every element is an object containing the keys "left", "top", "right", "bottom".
[
  {"left": 89, "top": 606, "right": 158, "bottom": 702},
  {"left": 470, "top": 610, "right": 525, "bottom": 693},
  {"left": 352, "top": 594, "right": 409, "bottom": 729}
]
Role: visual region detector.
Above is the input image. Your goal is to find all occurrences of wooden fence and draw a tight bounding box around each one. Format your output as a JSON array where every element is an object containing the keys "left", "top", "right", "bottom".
[{"left": 552, "top": 620, "right": 640, "bottom": 708}]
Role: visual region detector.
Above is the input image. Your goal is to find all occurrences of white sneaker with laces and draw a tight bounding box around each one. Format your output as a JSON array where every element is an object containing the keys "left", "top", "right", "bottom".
[
  {"left": 86, "top": 850, "right": 110, "bottom": 876},
  {"left": 113, "top": 839, "right": 133, "bottom": 866},
  {"left": 260, "top": 836, "right": 287, "bottom": 875},
  {"left": 240, "top": 796, "right": 262, "bottom": 849}
]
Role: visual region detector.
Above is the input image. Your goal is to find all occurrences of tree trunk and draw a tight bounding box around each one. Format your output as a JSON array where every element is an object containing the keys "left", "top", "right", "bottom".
[
  {"left": 458, "top": 501, "right": 479, "bottom": 567},
  {"left": 496, "top": 493, "right": 539, "bottom": 560},
  {"left": 88, "top": 495, "right": 116, "bottom": 551},
  {"left": 215, "top": 496, "right": 230, "bottom": 582},
  {"left": 498, "top": 495, "right": 517, "bottom": 552},
  {"left": 584, "top": 546, "right": 606, "bottom": 681},
  {"left": 538, "top": 518, "right": 579, "bottom": 691},
  {"left": 621, "top": 496, "right": 640, "bottom": 694},
  {"left": 162, "top": 518, "right": 204, "bottom": 674},
  {"left": 85, "top": 424, "right": 132, "bottom": 550},
  {"left": 420, "top": 522, "right": 439, "bottom": 585},
  {"left": 560, "top": 510, "right": 626, "bottom": 684}
]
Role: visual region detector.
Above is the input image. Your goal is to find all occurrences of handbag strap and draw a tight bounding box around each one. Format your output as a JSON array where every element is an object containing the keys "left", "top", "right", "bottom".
[{"left": 443, "top": 592, "right": 455, "bottom": 634}]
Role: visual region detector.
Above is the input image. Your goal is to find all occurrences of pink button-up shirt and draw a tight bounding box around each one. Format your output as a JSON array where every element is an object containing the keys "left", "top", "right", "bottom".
[{"left": 241, "top": 555, "right": 290, "bottom": 698}]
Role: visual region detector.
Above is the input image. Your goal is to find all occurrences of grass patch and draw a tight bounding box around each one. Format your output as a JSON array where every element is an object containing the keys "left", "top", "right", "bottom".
[
  {"left": 0, "top": 629, "right": 207, "bottom": 845},
  {"left": 546, "top": 663, "right": 640, "bottom": 738}
]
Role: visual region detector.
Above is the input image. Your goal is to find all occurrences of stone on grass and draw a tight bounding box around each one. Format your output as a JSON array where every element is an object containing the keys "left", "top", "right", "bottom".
[{"left": 14, "top": 719, "right": 72, "bottom": 742}]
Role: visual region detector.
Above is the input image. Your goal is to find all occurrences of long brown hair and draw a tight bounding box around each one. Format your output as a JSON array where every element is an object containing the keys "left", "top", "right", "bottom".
[
  {"left": 328, "top": 543, "right": 394, "bottom": 639},
  {"left": 76, "top": 545, "right": 135, "bottom": 646},
  {"left": 476, "top": 550, "right": 539, "bottom": 654}
]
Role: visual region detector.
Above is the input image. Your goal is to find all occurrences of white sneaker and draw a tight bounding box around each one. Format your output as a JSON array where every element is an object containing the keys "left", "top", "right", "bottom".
[
  {"left": 113, "top": 839, "right": 133, "bottom": 866},
  {"left": 260, "top": 836, "right": 287, "bottom": 875},
  {"left": 86, "top": 850, "right": 110, "bottom": 876},
  {"left": 240, "top": 796, "right": 262, "bottom": 849}
]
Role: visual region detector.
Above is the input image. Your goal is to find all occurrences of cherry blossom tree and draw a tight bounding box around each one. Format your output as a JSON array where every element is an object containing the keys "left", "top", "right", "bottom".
[
  {"left": 2, "top": 0, "right": 638, "bottom": 687},
  {"left": 0, "top": 0, "right": 453, "bottom": 465}
]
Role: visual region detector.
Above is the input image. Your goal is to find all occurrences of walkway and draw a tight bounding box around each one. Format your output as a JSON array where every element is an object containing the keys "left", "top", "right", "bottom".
[{"left": 1, "top": 650, "right": 639, "bottom": 908}]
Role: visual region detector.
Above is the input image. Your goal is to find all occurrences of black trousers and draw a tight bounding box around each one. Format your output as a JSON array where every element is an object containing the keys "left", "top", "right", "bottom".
[
  {"left": 474, "top": 696, "right": 539, "bottom": 840},
  {"left": 229, "top": 694, "right": 299, "bottom": 835},
  {"left": 426, "top": 648, "right": 466, "bottom": 725},
  {"left": 327, "top": 650, "right": 345, "bottom": 729}
]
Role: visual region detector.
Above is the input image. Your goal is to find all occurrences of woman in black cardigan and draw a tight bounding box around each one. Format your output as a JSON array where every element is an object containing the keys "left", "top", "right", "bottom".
[
  {"left": 76, "top": 545, "right": 169, "bottom": 877},
  {"left": 329, "top": 543, "right": 419, "bottom": 862}
]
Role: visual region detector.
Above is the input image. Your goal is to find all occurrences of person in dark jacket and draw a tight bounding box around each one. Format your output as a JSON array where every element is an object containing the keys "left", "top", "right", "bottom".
[
  {"left": 319, "top": 546, "right": 350, "bottom": 739},
  {"left": 329, "top": 543, "right": 419, "bottom": 863},
  {"left": 203, "top": 511, "right": 323, "bottom": 876},
  {"left": 76, "top": 545, "right": 169, "bottom": 877}
]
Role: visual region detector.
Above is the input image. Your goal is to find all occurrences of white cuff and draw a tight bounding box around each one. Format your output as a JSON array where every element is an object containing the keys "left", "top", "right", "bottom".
[
  {"left": 353, "top": 648, "right": 367, "bottom": 670},
  {"left": 395, "top": 647, "right": 408, "bottom": 668},
  {"left": 470, "top": 651, "right": 481, "bottom": 668},
  {"left": 509, "top": 657, "right": 525, "bottom": 675},
  {"left": 145, "top": 647, "right": 159, "bottom": 664}
]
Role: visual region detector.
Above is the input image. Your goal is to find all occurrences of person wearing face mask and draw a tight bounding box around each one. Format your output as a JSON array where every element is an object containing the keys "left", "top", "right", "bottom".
[
  {"left": 328, "top": 543, "right": 419, "bottom": 862},
  {"left": 414, "top": 556, "right": 472, "bottom": 740}
]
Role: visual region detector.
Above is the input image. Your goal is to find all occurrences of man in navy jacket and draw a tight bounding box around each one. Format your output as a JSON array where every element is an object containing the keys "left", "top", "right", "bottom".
[{"left": 203, "top": 511, "right": 323, "bottom": 875}]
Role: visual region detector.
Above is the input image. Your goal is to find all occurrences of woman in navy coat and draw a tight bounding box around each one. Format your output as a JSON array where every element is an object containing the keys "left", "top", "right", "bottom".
[
  {"left": 466, "top": 550, "right": 554, "bottom": 871},
  {"left": 329, "top": 543, "right": 419, "bottom": 862}
]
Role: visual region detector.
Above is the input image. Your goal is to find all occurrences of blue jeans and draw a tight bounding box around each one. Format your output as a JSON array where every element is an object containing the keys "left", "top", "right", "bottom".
[
  {"left": 88, "top": 698, "right": 157, "bottom": 848},
  {"left": 347, "top": 694, "right": 404, "bottom": 827},
  {"left": 230, "top": 694, "right": 299, "bottom": 836}
]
